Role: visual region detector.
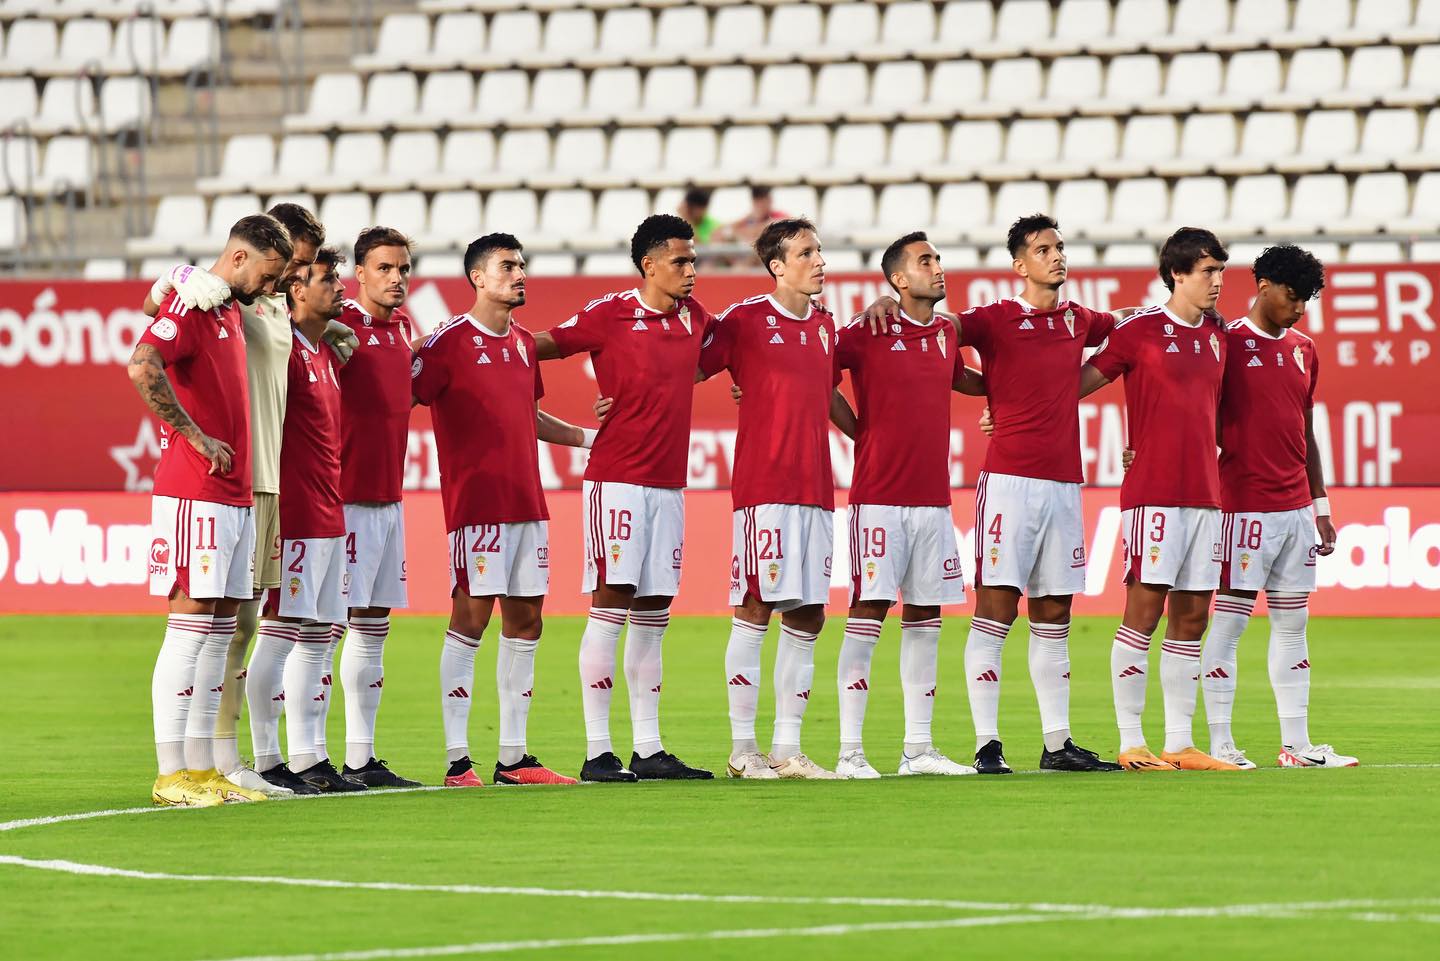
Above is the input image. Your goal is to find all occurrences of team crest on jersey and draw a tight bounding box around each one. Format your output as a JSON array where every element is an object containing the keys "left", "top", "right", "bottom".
[
  {"left": 502, "top": 347, "right": 511, "bottom": 362},
  {"left": 1209, "top": 333, "right": 1221, "bottom": 360},
  {"left": 799, "top": 330, "right": 807, "bottom": 345},
  {"left": 1239, "top": 552, "right": 1252, "bottom": 572},
  {"left": 1063, "top": 308, "right": 1075, "bottom": 337},
  {"left": 1166, "top": 342, "right": 1180, "bottom": 353},
  {"left": 766, "top": 315, "right": 778, "bottom": 326},
  {"left": 516, "top": 341, "right": 528, "bottom": 366},
  {"left": 1163, "top": 323, "right": 1176, "bottom": 337},
  {"left": 411, "top": 356, "right": 423, "bottom": 378},
  {"left": 818, "top": 323, "right": 830, "bottom": 354},
  {"left": 1293, "top": 345, "right": 1305, "bottom": 372},
  {"left": 936, "top": 326, "right": 947, "bottom": 357},
  {"left": 891, "top": 339, "right": 905, "bottom": 351},
  {"left": 1248, "top": 356, "right": 1263, "bottom": 367},
  {"left": 920, "top": 337, "right": 928, "bottom": 351},
  {"left": 890, "top": 324, "right": 901, "bottom": 334},
  {"left": 767, "top": 561, "right": 780, "bottom": 585},
  {"left": 362, "top": 314, "right": 373, "bottom": 327},
  {"left": 1193, "top": 340, "right": 1201, "bottom": 353},
  {"left": 288, "top": 576, "right": 301, "bottom": 598},
  {"left": 1149, "top": 545, "right": 1161, "bottom": 566},
  {"left": 1018, "top": 318, "right": 1034, "bottom": 331},
  {"left": 678, "top": 306, "right": 692, "bottom": 334},
  {"left": 1246, "top": 338, "right": 1257, "bottom": 349},
  {"left": 769, "top": 332, "right": 784, "bottom": 344}
]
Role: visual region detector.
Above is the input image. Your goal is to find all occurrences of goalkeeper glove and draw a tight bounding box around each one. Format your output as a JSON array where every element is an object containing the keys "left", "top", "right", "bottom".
[{"left": 150, "top": 264, "right": 231, "bottom": 311}]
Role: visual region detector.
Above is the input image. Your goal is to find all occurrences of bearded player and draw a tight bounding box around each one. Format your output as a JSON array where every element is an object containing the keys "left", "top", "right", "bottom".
[
  {"left": 417, "top": 234, "right": 593, "bottom": 787},
  {"left": 128, "top": 214, "right": 291, "bottom": 805}
]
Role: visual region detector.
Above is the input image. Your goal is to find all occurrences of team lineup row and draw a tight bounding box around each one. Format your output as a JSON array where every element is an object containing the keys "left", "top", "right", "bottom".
[{"left": 126, "top": 203, "right": 1357, "bottom": 806}]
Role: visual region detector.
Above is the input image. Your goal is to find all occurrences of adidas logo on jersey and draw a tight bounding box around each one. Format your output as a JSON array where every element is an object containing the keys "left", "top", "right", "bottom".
[
  {"left": 1248, "top": 355, "right": 1263, "bottom": 367},
  {"left": 217, "top": 327, "right": 229, "bottom": 339},
  {"left": 1166, "top": 342, "right": 1180, "bottom": 353},
  {"left": 891, "top": 339, "right": 906, "bottom": 351},
  {"left": 367, "top": 334, "right": 380, "bottom": 346},
  {"left": 1018, "top": 318, "right": 1034, "bottom": 330},
  {"left": 477, "top": 354, "right": 491, "bottom": 364},
  {"left": 632, "top": 319, "right": 648, "bottom": 331},
  {"left": 769, "top": 332, "right": 784, "bottom": 344}
]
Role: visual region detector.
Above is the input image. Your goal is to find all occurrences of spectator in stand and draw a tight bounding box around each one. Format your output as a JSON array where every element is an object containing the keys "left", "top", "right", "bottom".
[
  {"left": 677, "top": 188, "right": 719, "bottom": 244},
  {"left": 716, "top": 186, "right": 788, "bottom": 247}
]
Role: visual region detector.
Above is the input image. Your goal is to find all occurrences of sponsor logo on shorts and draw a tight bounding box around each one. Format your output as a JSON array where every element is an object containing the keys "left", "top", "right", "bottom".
[
  {"left": 148, "top": 538, "right": 170, "bottom": 577},
  {"left": 288, "top": 576, "right": 301, "bottom": 598},
  {"left": 943, "top": 556, "right": 963, "bottom": 580},
  {"left": 672, "top": 546, "right": 683, "bottom": 571},
  {"left": 537, "top": 546, "right": 549, "bottom": 569},
  {"left": 400, "top": 560, "right": 408, "bottom": 581},
  {"left": 823, "top": 555, "right": 832, "bottom": 577},
  {"left": 1211, "top": 541, "right": 1223, "bottom": 562}
]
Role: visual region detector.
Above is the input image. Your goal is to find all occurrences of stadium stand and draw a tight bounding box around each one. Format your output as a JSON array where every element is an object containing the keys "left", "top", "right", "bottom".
[{"left": 1, "top": 0, "right": 1438, "bottom": 275}]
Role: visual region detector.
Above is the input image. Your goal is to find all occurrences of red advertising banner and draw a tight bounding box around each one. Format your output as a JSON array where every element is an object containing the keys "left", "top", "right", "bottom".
[
  {"left": 1, "top": 488, "right": 1435, "bottom": 616},
  {"left": 1, "top": 264, "right": 1435, "bottom": 492}
]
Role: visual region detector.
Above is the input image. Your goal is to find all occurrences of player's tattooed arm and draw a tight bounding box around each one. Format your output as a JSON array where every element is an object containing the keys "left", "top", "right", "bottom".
[
  {"left": 1078, "top": 363, "right": 1111, "bottom": 399},
  {"left": 536, "top": 406, "right": 591, "bottom": 448},
  {"left": 126, "top": 343, "right": 234, "bottom": 475},
  {"left": 829, "top": 390, "right": 857, "bottom": 439},
  {"left": 1305, "top": 408, "right": 1337, "bottom": 555}
]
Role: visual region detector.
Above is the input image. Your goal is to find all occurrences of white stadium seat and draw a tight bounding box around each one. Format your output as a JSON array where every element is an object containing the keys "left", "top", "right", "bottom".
[
  {"left": 99, "top": 76, "right": 151, "bottom": 131},
  {"left": 1, "top": 19, "right": 58, "bottom": 76},
  {"left": 37, "top": 134, "right": 91, "bottom": 194},
  {"left": 597, "top": 8, "right": 654, "bottom": 59},
  {"left": 0, "top": 77, "right": 38, "bottom": 130},
  {"left": 767, "top": 4, "right": 822, "bottom": 57},
  {"left": 373, "top": 190, "right": 428, "bottom": 237},
  {"left": 428, "top": 190, "right": 482, "bottom": 245},
  {"left": 542, "top": 9, "right": 596, "bottom": 57},
  {"left": 416, "top": 72, "right": 475, "bottom": 125},
  {"left": 364, "top": 72, "right": 420, "bottom": 126},
  {"left": 474, "top": 70, "right": 528, "bottom": 122}
]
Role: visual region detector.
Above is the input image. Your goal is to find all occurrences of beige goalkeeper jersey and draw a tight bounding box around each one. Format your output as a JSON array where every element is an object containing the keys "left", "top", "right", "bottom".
[{"left": 243, "top": 292, "right": 291, "bottom": 495}]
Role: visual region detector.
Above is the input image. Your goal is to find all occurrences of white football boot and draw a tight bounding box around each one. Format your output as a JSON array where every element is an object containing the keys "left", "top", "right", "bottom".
[
  {"left": 835, "top": 750, "right": 882, "bottom": 780},
  {"left": 1278, "top": 744, "right": 1359, "bottom": 768},
  {"left": 898, "top": 747, "right": 978, "bottom": 776},
  {"left": 768, "top": 753, "right": 840, "bottom": 779},
  {"left": 225, "top": 764, "right": 295, "bottom": 797},
  {"left": 1210, "top": 745, "right": 1258, "bottom": 770},
  {"left": 726, "top": 752, "right": 780, "bottom": 779}
]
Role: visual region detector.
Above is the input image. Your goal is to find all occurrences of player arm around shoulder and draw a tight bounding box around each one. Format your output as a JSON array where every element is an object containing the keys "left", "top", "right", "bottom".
[
  {"left": 537, "top": 407, "right": 596, "bottom": 449},
  {"left": 142, "top": 264, "right": 233, "bottom": 317},
  {"left": 126, "top": 342, "right": 234, "bottom": 475}
]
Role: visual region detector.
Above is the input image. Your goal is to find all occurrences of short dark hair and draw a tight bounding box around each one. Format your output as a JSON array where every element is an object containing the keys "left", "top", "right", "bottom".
[
  {"left": 282, "top": 244, "right": 345, "bottom": 308},
  {"left": 463, "top": 232, "right": 523, "bottom": 288},
  {"left": 266, "top": 202, "right": 324, "bottom": 249},
  {"left": 1159, "top": 227, "right": 1229, "bottom": 291},
  {"left": 1006, "top": 213, "right": 1060, "bottom": 259},
  {"left": 229, "top": 213, "right": 294, "bottom": 263},
  {"left": 683, "top": 187, "right": 712, "bottom": 208},
  {"left": 354, "top": 226, "right": 414, "bottom": 268},
  {"left": 754, "top": 217, "right": 818, "bottom": 278},
  {"left": 1252, "top": 243, "right": 1326, "bottom": 303},
  {"left": 880, "top": 230, "right": 930, "bottom": 291},
  {"left": 629, "top": 214, "right": 694, "bottom": 274}
]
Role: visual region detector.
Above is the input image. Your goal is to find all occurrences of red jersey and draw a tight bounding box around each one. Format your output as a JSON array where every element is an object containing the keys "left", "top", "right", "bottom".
[
  {"left": 278, "top": 330, "right": 345, "bottom": 539},
  {"left": 837, "top": 311, "right": 962, "bottom": 507},
  {"left": 138, "top": 295, "right": 252, "bottom": 507},
  {"left": 1089, "top": 305, "right": 1226, "bottom": 510},
  {"left": 411, "top": 314, "right": 548, "bottom": 530},
  {"left": 959, "top": 296, "right": 1113, "bottom": 484},
  {"left": 699, "top": 294, "right": 841, "bottom": 510},
  {"left": 548, "top": 289, "right": 713, "bottom": 489},
  {"left": 335, "top": 299, "right": 414, "bottom": 504},
  {"left": 1218, "top": 318, "right": 1319, "bottom": 513}
]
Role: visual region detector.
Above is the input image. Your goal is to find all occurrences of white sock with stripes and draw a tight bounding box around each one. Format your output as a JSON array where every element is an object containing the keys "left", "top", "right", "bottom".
[
  {"left": 1267, "top": 591, "right": 1312, "bottom": 748},
  {"left": 247, "top": 620, "right": 296, "bottom": 772},
  {"left": 1203, "top": 593, "right": 1255, "bottom": 752},
  {"left": 725, "top": 617, "right": 768, "bottom": 756},
  {"left": 964, "top": 616, "right": 1010, "bottom": 751},
  {"left": 340, "top": 616, "right": 389, "bottom": 771},
  {"left": 152, "top": 613, "right": 214, "bottom": 775},
  {"left": 214, "top": 598, "right": 258, "bottom": 775},
  {"left": 284, "top": 623, "right": 332, "bottom": 773},
  {"left": 1028, "top": 620, "right": 1072, "bottom": 753},
  {"left": 900, "top": 617, "right": 941, "bottom": 756},
  {"left": 624, "top": 608, "right": 669, "bottom": 759},
  {"left": 440, "top": 629, "right": 481, "bottom": 763},
  {"left": 1160, "top": 638, "right": 1202, "bottom": 754},
  {"left": 578, "top": 607, "right": 627, "bottom": 760},
  {"left": 184, "top": 613, "right": 236, "bottom": 773},
  {"left": 496, "top": 633, "right": 537, "bottom": 766},
  {"left": 771, "top": 624, "right": 818, "bottom": 761},
  {"left": 837, "top": 617, "right": 883, "bottom": 754},
  {"left": 312, "top": 624, "right": 342, "bottom": 761},
  {"left": 1111, "top": 624, "right": 1153, "bottom": 752}
]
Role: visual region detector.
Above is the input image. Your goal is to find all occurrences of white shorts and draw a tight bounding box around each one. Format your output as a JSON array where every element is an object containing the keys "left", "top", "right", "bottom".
[
  {"left": 343, "top": 502, "right": 409, "bottom": 610},
  {"left": 266, "top": 535, "right": 348, "bottom": 623},
  {"left": 1221, "top": 508, "right": 1318, "bottom": 593},
  {"left": 974, "top": 472, "right": 1087, "bottom": 597},
  {"left": 848, "top": 504, "right": 966, "bottom": 607},
  {"left": 731, "top": 504, "right": 834, "bottom": 612},
  {"left": 582, "top": 480, "right": 684, "bottom": 597},
  {"left": 149, "top": 496, "right": 255, "bottom": 601},
  {"left": 1122, "top": 506, "right": 1222, "bottom": 592},
  {"left": 449, "top": 522, "right": 549, "bottom": 598}
]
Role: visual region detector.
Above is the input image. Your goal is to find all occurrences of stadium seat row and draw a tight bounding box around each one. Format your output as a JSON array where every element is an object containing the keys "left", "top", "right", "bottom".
[
  {"left": 0, "top": 0, "right": 277, "bottom": 22},
  {"left": 358, "top": 0, "right": 1440, "bottom": 74},
  {"left": 0, "top": 75, "right": 151, "bottom": 135},
  {"left": 0, "top": 135, "right": 93, "bottom": 195},
  {"left": 287, "top": 46, "right": 1440, "bottom": 136},
  {"left": 132, "top": 171, "right": 1440, "bottom": 261},
  {"left": 197, "top": 109, "right": 1440, "bottom": 199},
  {"left": 0, "top": 15, "right": 219, "bottom": 78}
]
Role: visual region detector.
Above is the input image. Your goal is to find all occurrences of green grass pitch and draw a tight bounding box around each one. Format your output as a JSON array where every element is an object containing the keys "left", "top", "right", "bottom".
[{"left": 1, "top": 614, "right": 1434, "bottom": 961}]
